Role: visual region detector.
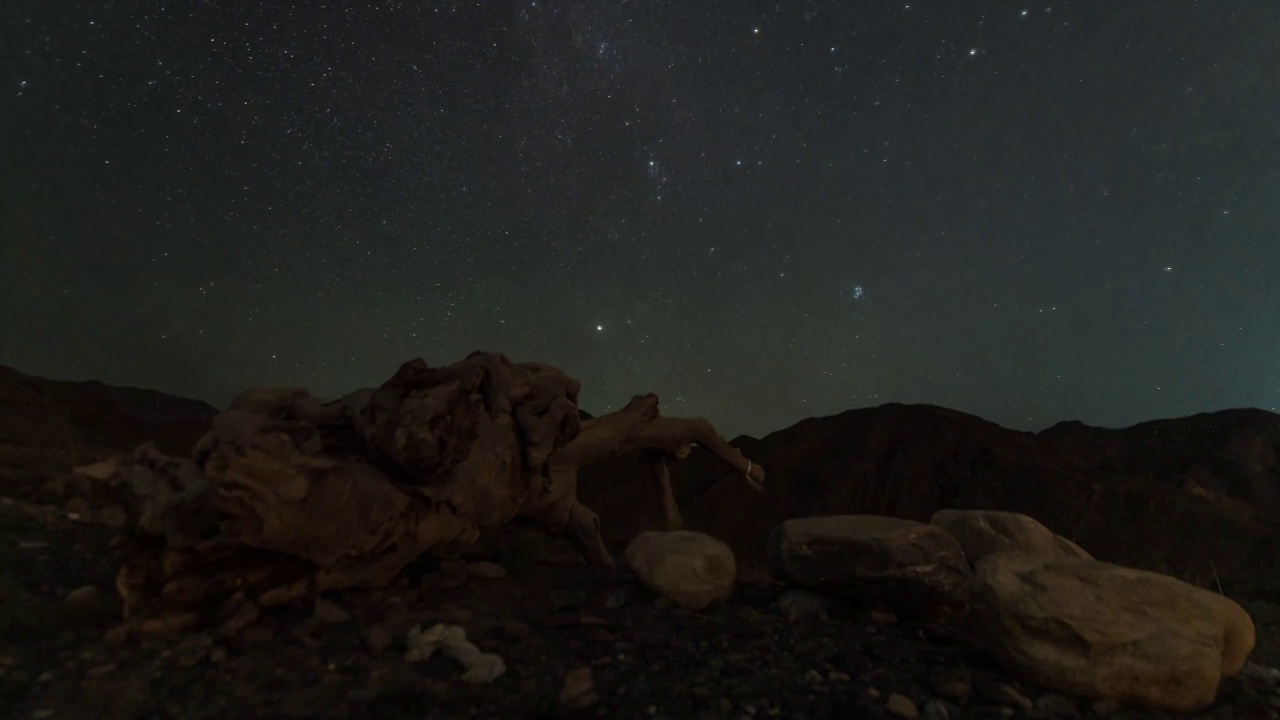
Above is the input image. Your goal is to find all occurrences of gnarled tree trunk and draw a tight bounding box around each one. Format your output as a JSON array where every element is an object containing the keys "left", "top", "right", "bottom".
[{"left": 84, "top": 352, "right": 764, "bottom": 636}]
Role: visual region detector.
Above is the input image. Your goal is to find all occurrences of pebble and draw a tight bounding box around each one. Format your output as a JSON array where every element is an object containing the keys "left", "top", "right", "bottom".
[
  {"left": 63, "top": 585, "right": 103, "bottom": 620},
  {"left": 558, "top": 666, "right": 600, "bottom": 712},
  {"left": 775, "top": 590, "right": 831, "bottom": 621},
  {"left": 220, "top": 598, "right": 261, "bottom": 635},
  {"left": 313, "top": 597, "right": 351, "bottom": 625},
  {"left": 885, "top": 693, "right": 920, "bottom": 719},
  {"left": 468, "top": 561, "right": 507, "bottom": 579},
  {"left": 363, "top": 623, "right": 396, "bottom": 653},
  {"left": 976, "top": 679, "right": 1033, "bottom": 711},
  {"left": 921, "top": 699, "right": 954, "bottom": 720},
  {"left": 928, "top": 666, "right": 971, "bottom": 702},
  {"left": 9, "top": 544, "right": 1280, "bottom": 720}
]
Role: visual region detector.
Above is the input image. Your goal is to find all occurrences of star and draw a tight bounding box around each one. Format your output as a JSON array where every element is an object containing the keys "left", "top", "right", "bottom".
[{"left": 4, "top": 0, "right": 1272, "bottom": 442}]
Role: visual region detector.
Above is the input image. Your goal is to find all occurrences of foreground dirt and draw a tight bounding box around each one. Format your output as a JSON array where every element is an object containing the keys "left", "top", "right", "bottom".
[{"left": 2, "top": 499, "right": 1279, "bottom": 720}]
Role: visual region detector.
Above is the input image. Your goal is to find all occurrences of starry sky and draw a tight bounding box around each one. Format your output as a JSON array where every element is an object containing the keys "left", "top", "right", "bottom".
[{"left": 3, "top": 1, "right": 1278, "bottom": 438}]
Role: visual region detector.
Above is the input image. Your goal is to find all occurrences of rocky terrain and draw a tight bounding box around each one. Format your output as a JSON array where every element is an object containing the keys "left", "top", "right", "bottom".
[{"left": 1, "top": 363, "right": 1279, "bottom": 719}]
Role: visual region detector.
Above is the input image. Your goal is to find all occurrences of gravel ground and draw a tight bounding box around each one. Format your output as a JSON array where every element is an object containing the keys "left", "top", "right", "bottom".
[{"left": 2, "top": 496, "right": 1279, "bottom": 720}]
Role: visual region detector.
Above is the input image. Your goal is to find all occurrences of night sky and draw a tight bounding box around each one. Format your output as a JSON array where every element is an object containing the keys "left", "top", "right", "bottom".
[{"left": 3, "top": 1, "right": 1278, "bottom": 438}]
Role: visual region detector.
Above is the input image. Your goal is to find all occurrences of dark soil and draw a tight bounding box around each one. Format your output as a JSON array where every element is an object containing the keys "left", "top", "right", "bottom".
[{"left": 2, "top": 499, "right": 1279, "bottom": 720}]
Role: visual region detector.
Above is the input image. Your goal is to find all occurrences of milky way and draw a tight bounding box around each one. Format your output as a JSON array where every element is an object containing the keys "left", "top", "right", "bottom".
[{"left": 3, "top": 1, "right": 1277, "bottom": 437}]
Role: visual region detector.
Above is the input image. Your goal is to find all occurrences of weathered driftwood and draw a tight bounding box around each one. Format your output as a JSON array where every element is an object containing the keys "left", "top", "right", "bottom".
[{"left": 88, "top": 352, "right": 764, "bottom": 635}]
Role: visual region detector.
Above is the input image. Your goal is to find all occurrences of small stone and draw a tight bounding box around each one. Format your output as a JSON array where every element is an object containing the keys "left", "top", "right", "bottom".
[
  {"left": 867, "top": 687, "right": 881, "bottom": 698},
  {"left": 256, "top": 580, "right": 309, "bottom": 606},
  {"left": 364, "top": 623, "right": 396, "bottom": 653},
  {"left": 869, "top": 607, "right": 898, "bottom": 625},
  {"left": 66, "top": 584, "right": 100, "bottom": 603},
  {"left": 467, "top": 561, "right": 507, "bottom": 580},
  {"left": 64, "top": 585, "right": 103, "bottom": 618},
  {"left": 502, "top": 621, "right": 530, "bottom": 641},
  {"left": 18, "top": 540, "right": 49, "bottom": 551},
  {"left": 776, "top": 590, "right": 831, "bottom": 621},
  {"left": 242, "top": 626, "right": 275, "bottom": 644},
  {"left": 886, "top": 693, "right": 920, "bottom": 719},
  {"left": 86, "top": 663, "right": 117, "bottom": 676},
  {"left": 422, "top": 570, "right": 469, "bottom": 590},
  {"left": 804, "top": 669, "right": 824, "bottom": 685},
  {"left": 438, "top": 602, "right": 471, "bottom": 623},
  {"left": 929, "top": 666, "right": 971, "bottom": 702},
  {"left": 174, "top": 635, "right": 213, "bottom": 668},
  {"left": 96, "top": 504, "right": 127, "bottom": 527},
  {"left": 558, "top": 666, "right": 599, "bottom": 712},
  {"left": 1244, "top": 663, "right": 1280, "bottom": 686},
  {"left": 976, "top": 679, "right": 1033, "bottom": 711},
  {"left": 219, "top": 596, "right": 261, "bottom": 635},
  {"left": 921, "top": 700, "right": 953, "bottom": 720},
  {"left": 209, "top": 646, "right": 228, "bottom": 664},
  {"left": 313, "top": 597, "right": 351, "bottom": 625}
]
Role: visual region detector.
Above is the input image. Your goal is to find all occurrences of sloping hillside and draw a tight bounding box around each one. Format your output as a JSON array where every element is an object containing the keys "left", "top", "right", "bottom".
[{"left": 0, "top": 365, "right": 217, "bottom": 477}]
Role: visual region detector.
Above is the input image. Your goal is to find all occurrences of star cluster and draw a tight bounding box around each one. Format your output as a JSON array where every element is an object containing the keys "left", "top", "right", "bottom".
[{"left": 3, "top": 1, "right": 1277, "bottom": 437}]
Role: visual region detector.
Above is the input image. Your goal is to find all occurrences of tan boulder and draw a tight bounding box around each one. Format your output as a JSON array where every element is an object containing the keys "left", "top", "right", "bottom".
[
  {"left": 930, "top": 509, "right": 1092, "bottom": 565},
  {"left": 968, "top": 551, "right": 1255, "bottom": 713},
  {"left": 767, "top": 515, "right": 970, "bottom": 611},
  {"left": 624, "top": 531, "right": 736, "bottom": 610}
]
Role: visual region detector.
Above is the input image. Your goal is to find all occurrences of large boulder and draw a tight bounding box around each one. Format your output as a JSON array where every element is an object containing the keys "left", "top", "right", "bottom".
[
  {"left": 767, "top": 515, "right": 971, "bottom": 613},
  {"left": 968, "top": 551, "right": 1256, "bottom": 713},
  {"left": 930, "top": 509, "right": 1092, "bottom": 566},
  {"left": 624, "top": 531, "right": 737, "bottom": 610}
]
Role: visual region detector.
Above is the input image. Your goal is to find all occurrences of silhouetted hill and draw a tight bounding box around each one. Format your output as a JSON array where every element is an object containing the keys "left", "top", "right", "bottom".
[{"left": 0, "top": 365, "right": 218, "bottom": 473}]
